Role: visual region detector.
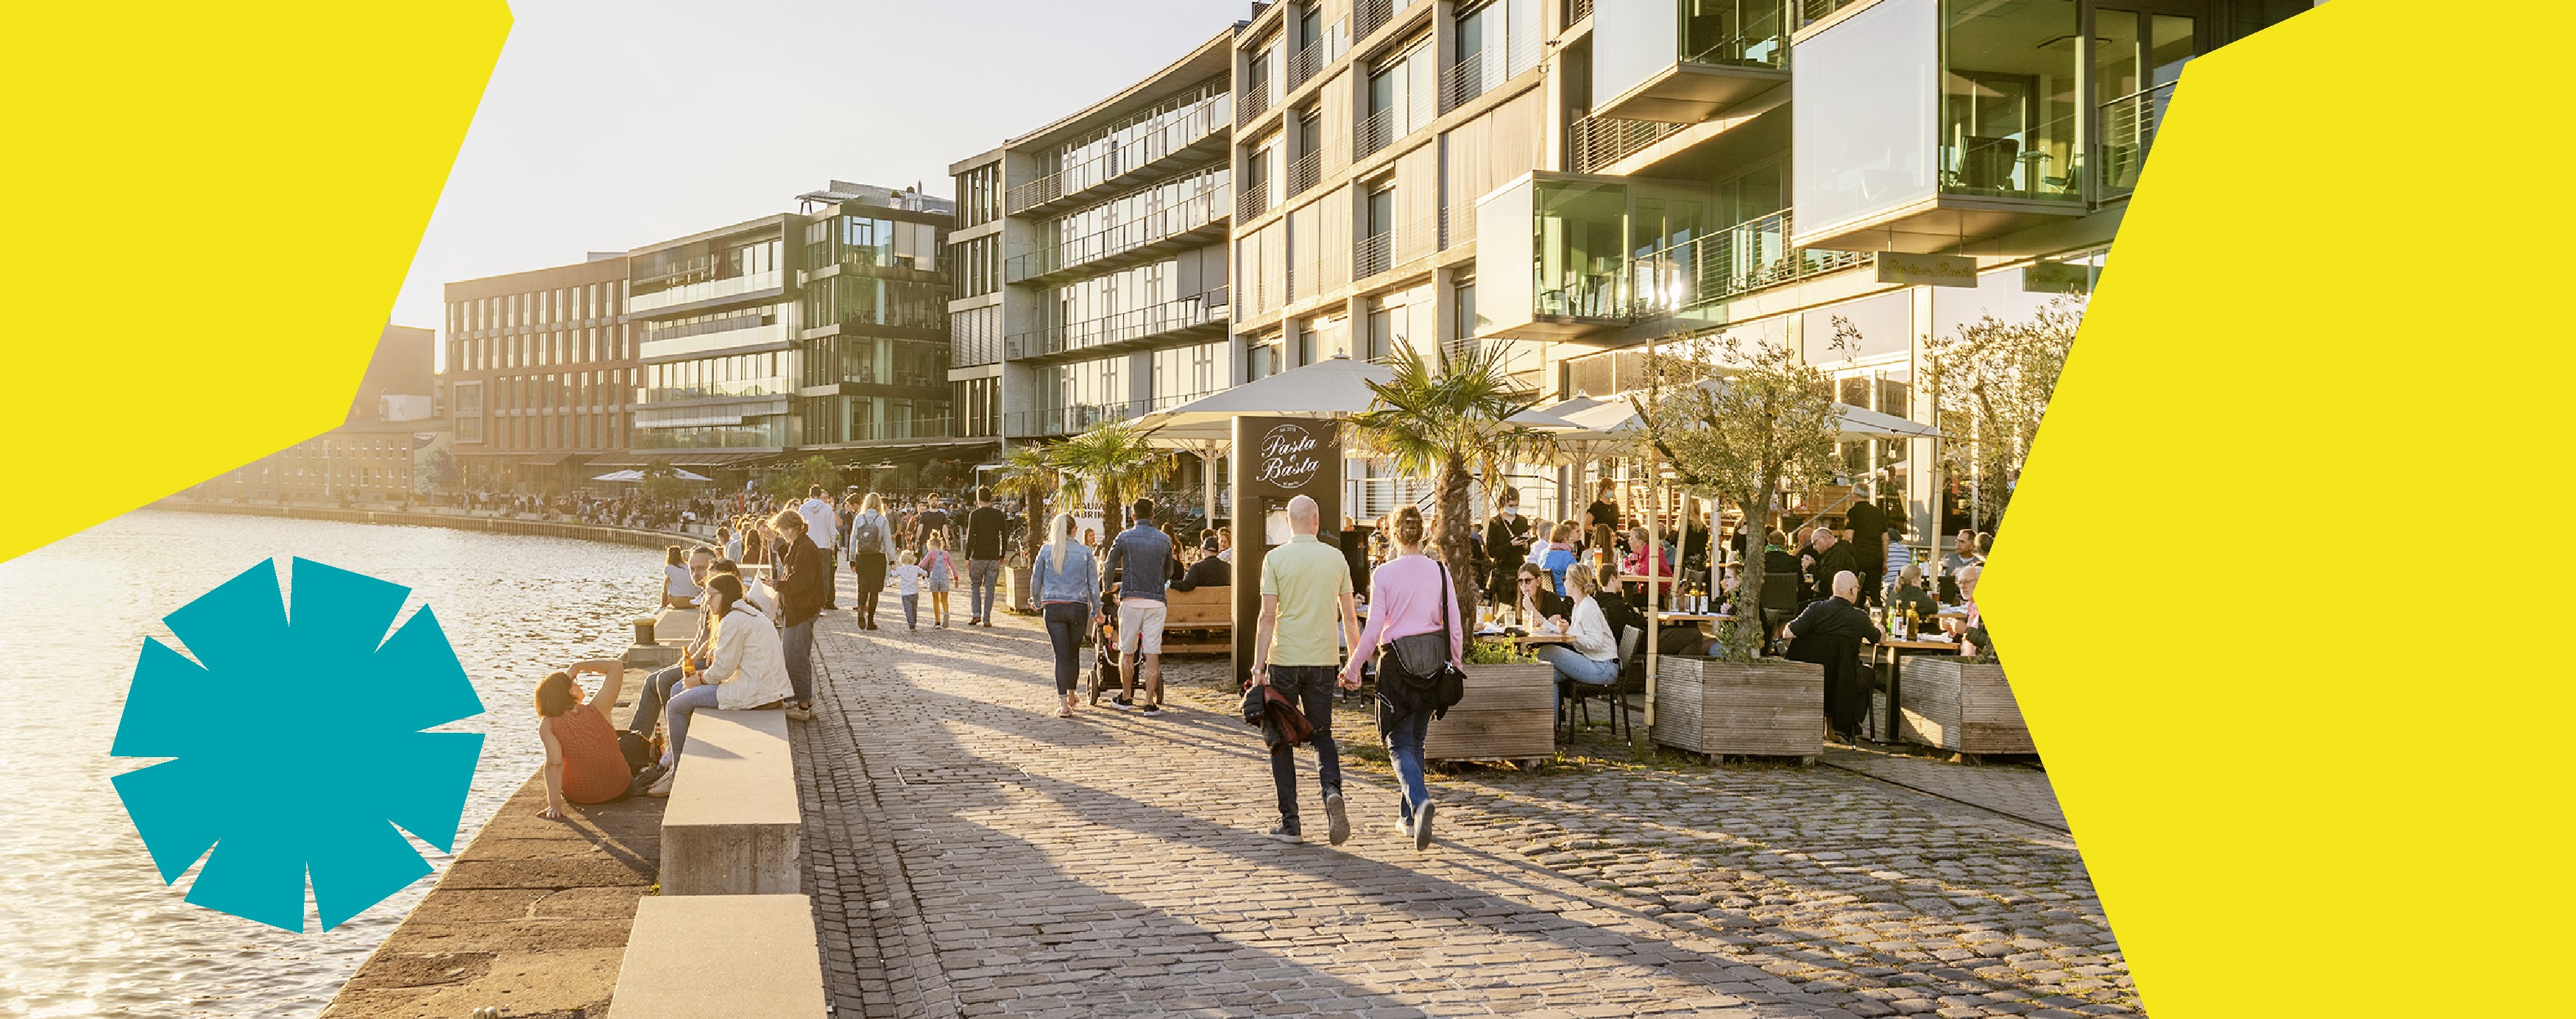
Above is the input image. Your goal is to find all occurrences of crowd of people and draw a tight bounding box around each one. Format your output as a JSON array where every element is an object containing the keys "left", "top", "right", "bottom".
[{"left": 551, "top": 475, "right": 1994, "bottom": 856}]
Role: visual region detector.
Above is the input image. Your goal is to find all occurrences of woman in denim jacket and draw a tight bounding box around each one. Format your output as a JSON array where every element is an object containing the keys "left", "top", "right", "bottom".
[{"left": 1032, "top": 512, "right": 1102, "bottom": 718}]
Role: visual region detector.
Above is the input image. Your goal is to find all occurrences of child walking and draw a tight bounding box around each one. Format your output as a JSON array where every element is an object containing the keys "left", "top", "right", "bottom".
[
  {"left": 922, "top": 534, "right": 956, "bottom": 628},
  {"left": 892, "top": 550, "right": 927, "bottom": 632}
]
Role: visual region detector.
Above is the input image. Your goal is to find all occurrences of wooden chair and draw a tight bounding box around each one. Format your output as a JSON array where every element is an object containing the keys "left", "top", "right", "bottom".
[{"left": 1561, "top": 627, "right": 1643, "bottom": 742}]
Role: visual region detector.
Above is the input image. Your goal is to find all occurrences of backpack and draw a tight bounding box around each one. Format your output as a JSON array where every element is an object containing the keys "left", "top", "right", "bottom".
[{"left": 851, "top": 512, "right": 885, "bottom": 553}]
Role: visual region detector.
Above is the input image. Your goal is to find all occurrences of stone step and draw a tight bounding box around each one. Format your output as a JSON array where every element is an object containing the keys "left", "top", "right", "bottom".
[
  {"left": 661, "top": 709, "right": 800, "bottom": 895},
  {"left": 609, "top": 895, "right": 825, "bottom": 1019}
]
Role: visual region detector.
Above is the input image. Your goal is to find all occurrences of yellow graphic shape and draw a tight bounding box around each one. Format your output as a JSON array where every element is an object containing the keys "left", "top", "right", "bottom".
[
  {"left": 0, "top": 3, "right": 512, "bottom": 564},
  {"left": 1978, "top": 1, "right": 2575, "bottom": 1016}
]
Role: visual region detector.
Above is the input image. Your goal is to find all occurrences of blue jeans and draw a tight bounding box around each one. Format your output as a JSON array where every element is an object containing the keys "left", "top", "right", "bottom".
[
  {"left": 969, "top": 559, "right": 1001, "bottom": 620},
  {"left": 901, "top": 594, "right": 919, "bottom": 628},
  {"left": 1265, "top": 665, "right": 1343, "bottom": 822},
  {"left": 660, "top": 683, "right": 723, "bottom": 768},
  {"left": 1379, "top": 699, "right": 1433, "bottom": 826},
  {"left": 630, "top": 664, "right": 685, "bottom": 734},
  {"left": 1041, "top": 602, "right": 1088, "bottom": 695},
  {"left": 781, "top": 617, "right": 815, "bottom": 705},
  {"left": 1538, "top": 645, "right": 1620, "bottom": 725}
]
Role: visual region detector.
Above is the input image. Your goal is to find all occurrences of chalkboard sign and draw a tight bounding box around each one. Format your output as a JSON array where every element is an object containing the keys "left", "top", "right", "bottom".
[{"left": 1229, "top": 416, "right": 1342, "bottom": 688}]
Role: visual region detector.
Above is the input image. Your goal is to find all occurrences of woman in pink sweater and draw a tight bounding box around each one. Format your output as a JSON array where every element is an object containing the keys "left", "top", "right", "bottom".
[{"left": 1341, "top": 506, "right": 1465, "bottom": 850}]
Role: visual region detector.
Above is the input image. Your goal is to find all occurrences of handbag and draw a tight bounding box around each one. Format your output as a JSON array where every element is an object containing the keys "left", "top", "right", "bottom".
[{"left": 1380, "top": 565, "right": 1468, "bottom": 720}]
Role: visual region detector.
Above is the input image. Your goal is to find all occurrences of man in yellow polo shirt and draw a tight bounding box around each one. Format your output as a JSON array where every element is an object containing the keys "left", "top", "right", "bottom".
[{"left": 1252, "top": 494, "right": 1360, "bottom": 845}]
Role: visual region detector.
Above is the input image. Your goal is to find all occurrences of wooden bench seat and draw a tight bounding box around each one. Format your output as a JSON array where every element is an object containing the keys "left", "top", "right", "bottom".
[{"left": 1156, "top": 585, "right": 1231, "bottom": 654}]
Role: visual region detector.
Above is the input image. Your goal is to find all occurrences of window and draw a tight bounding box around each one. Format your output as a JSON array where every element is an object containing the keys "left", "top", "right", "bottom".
[{"left": 453, "top": 383, "right": 484, "bottom": 444}]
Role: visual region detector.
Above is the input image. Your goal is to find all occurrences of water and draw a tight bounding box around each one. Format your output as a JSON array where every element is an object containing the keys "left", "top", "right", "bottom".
[{"left": 0, "top": 510, "right": 658, "bottom": 1018}]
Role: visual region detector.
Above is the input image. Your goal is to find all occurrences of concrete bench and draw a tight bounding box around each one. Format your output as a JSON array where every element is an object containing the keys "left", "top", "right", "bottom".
[
  {"left": 661, "top": 709, "right": 800, "bottom": 895},
  {"left": 1158, "top": 585, "right": 1231, "bottom": 654},
  {"left": 609, "top": 895, "right": 826, "bottom": 1019}
]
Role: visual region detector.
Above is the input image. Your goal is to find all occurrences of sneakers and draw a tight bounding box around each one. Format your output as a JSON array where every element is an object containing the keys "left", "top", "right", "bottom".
[
  {"left": 645, "top": 768, "right": 676, "bottom": 798},
  {"left": 1267, "top": 818, "right": 1304, "bottom": 843},
  {"left": 1412, "top": 800, "right": 1436, "bottom": 851},
  {"left": 1111, "top": 697, "right": 1136, "bottom": 711},
  {"left": 1139, "top": 703, "right": 1164, "bottom": 717},
  {"left": 785, "top": 703, "right": 815, "bottom": 722},
  {"left": 1323, "top": 790, "right": 1350, "bottom": 846}
]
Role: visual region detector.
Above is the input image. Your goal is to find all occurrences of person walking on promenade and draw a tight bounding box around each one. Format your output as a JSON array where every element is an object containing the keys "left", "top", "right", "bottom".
[
  {"left": 846, "top": 494, "right": 898, "bottom": 630},
  {"left": 1250, "top": 494, "right": 1360, "bottom": 845},
  {"left": 797, "top": 486, "right": 841, "bottom": 609},
  {"left": 1342, "top": 506, "right": 1463, "bottom": 851},
  {"left": 1104, "top": 498, "right": 1177, "bottom": 715},
  {"left": 768, "top": 509, "right": 827, "bottom": 722},
  {"left": 891, "top": 550, "right": 927, "bottom": 631},
  {"left": 534, "top": 658, "right": 636, "bottom": 817},
  {"left": 963, "top": 487, "right": 1008, "bottom": 626},
  {"left": 921, "top": 533, "right": 956, "bottom": 628},
  {"left": 1033, "top": 513, "right": 1102, "bottom": 720}
]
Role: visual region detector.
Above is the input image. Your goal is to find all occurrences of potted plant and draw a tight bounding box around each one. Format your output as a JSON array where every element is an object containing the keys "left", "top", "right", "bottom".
[
  {"left": 1423, "top": 636, "right": 1555, "bottom": 767},
  {"left": 1632, "top": 328, "right": 1845, "bottom": 761},
  {"left": 1347, "top": 343, "right": 1554, "bottom": 626}
]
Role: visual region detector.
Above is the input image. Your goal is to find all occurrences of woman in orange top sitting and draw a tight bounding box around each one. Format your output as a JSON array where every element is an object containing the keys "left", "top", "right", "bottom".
[{"left": 535, "top": 658, "right": 634, "bottom": 817}]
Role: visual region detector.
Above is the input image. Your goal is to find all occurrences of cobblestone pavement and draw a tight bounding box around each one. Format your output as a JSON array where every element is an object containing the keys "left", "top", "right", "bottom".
[
  {"left": 790, "top": 607, "right": 2137, "bottom": 1019},
  {"left": 1818, "top": 750, "right": 2068, "bottom": 834}
]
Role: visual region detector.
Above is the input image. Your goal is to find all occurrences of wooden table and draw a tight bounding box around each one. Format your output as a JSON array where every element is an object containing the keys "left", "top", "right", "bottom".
[{"left": 1870, "top": 637, "right": 1962, "bottom": 740}]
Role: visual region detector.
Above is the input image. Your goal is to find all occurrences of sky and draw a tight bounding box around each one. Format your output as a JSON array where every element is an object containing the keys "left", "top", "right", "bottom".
[{"left": 396, "top": 0, "right": 1253, "bottom": 355}]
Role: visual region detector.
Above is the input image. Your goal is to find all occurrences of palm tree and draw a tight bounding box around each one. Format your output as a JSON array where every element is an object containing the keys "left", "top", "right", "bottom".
[
  {"left": 1348, "top": 343, "right": 1554, "bottom": 622},
  {"left": 991, "top": 442, "right": 1058, "bottom": 561},
  {"left": 1048, "top": 419, "right": 1172, "bottom": 539}
]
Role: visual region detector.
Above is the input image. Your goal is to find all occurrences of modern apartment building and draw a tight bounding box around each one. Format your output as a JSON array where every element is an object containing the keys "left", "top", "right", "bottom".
[
  {"left": 442, "top": 257, "right": 635, "bottom": 492},
  {"left": 622, "top": 182, "right": 958, "bottom": 477},
  {"left": 1222, "top": 0, "right": 2311, "bottom": 532},
  {"left": 947, "top": 32, "right": 1236, "bottom": 468}
]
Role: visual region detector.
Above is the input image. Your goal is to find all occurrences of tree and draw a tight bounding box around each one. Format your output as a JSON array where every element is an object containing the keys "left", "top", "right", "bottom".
[
  {"left": 1924, "top": 297, "right": 2081, "bottom": 533},
  {"left": 1633, "top": 327, "right": 1844, "bottom": 661},
  {"left": 991, "top": 441, "right": 1059, "bottom": 560},
  {"left": 1049, "top": 419, "right": 1171, "bottom": 539},
  {"left": 1348, "top": 343, "right": 1554, "bottom": 623},
  {"left": 640, "top": 460, "right": 689, "bottom": 506},
  {"left": 760, "top": 455, "right": 843, "bottom": 504}
]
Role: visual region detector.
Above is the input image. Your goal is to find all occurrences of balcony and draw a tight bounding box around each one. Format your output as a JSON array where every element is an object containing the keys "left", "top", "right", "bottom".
[
  {"left": 1005, "top": 93, "right": 1231, "bottom": 217},
  {"left": 1002, "top": 288, "right": 1231, "bottom": 363},
  {"left": 626, "top": 269, "right": 785, "bottom": 316},
  {"left": 1473, "top": 174, "right": 1866, "bottom": 341},
  {"left": 1787, "top": 0, "right": 2086, "bottom": 252},
  {"left": 2098, "top": 80, "right": 2175, "bottom": 200},
  {"left": 1238, "top": 78, "right": 1275, "bottom": 127},
  {"left": 1568, "top": 113, "right": 1688, "bottom": 174},
  {"left": 1592, "top": 0, "right": 1791, "bottom": 124},
  {"left": 1006, "top": 402, "right": 1142, "bottom": 439},
  {"left": 1005, "top": 182, "right": 1231, "bottom": 286},
  {"left": 1567, "top": 0, "right": 1594, "bottom": 26},
  {"left": 1439, "top": 34, "right": 1542, "bottom": 113},
  {"left": 1236, "top": 176, "right": 1273, "bottom": 221},
  {"left": 1285, "top": 18, "right": 1349, "bottom": 89}
]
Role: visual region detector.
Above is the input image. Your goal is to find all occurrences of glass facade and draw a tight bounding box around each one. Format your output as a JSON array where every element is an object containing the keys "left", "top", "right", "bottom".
[
  {"left": 642, "top": 352, "right": 793, "bottom": 403},
  {"left": 804, "top": 276, "right": 949, "bottom": 331},
  {"left": 1938, "top": 0, "right": 2078, "bottom": 202},
  {"left": 1791, "top": 0, "right": 1938, "bottom": 237}
]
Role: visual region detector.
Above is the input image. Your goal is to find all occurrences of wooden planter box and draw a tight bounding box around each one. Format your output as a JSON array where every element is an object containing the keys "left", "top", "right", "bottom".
[
  {"left": 1897, "top": 657, "right": 2033, "bottom": 754},
  {"left": 1422, "top": 663, "right": 1555, "bottom": 765},
  {"left": 1006, "top": 567, "right": 1033, "bottom": 614},
  {"left": 1650, "top": 656, "right": 1823, "bottom": 761}
]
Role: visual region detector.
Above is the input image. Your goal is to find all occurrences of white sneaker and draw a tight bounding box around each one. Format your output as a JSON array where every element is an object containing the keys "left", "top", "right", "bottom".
[
  {"left": 645, "top": 769, "right": 676, "bottom": 798},
  {"left": 785, "top": 704, "right": 815, "bottom": 722}
]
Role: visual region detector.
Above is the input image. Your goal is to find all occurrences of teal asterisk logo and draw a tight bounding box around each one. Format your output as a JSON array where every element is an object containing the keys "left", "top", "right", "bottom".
[{"left": 110, "top": 558, "right": 486, "bottom": 931}]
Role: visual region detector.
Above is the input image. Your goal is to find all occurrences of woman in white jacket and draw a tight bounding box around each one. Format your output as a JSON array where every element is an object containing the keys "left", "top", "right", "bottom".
[
  {"left": 1535, "top": 564, "right": 1623, "bottom": 729},
  {"left": 646, "top": 572, "right": 793, "bottom": 795}
]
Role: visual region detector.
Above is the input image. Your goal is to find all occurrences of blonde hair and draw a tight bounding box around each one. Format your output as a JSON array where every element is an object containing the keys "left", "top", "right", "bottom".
[
  {"left": 1565, "top": 562, "right": 1601, "bottom": 597},
  {"left": 927, "top": 533, "right": 945, "bottom": 550},
  {"left": 861, "top": 492, "right": 883, "bottom": 515},
  {"left": 1050, "top": 513, "right": 1076, "bottom": 572},
  {"left": 899, "top": 549, "right": 918, "bottom": 566}
]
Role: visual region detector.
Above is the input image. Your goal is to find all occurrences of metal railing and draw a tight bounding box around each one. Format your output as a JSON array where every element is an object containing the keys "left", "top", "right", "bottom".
[
  {"left": 1569, "top": 114, "right": 1688, "bottom": 174},
  {"left": 1002, "top": 288, "right": 1231, "bottom": 360},
  {"left": 1236, "top": 176, "right": 1272, "bottom": 221},
  {"left": 2098, "top": 79, "right": 2176, "bottom": 199},
  {"left": 1355, "top": 231, "right": 1395, "bottom": 280},
  {"left": 1286, "top": 148, "right": 1323, "bottom": 197},
  {"left": 1354, "top": 0, "right": 1397, "bottom": 39},
  {"left": 1439, "top": 199, "right": 1476, "bottom": 250},
  {"left": 1353, "top": 212, "right": 1440, "bottom": 281},
  {"left": 1005, "top": 181, "right": 1231, "bottom": 283},
  {"left": 1005, "top": 94, "right": 1229, "bottom": 215},
  {"left": 1617, "top": 210, "right": 1870, "bottom": 318},
  {"left": 1285, "top": 20, "right": 1348, "bottom": 88},
  {"left": 1355, "top": 106, "right": 1398, "bottom": 159},
  {"left": 1566, "top": 0, "right": 1593, "bottom": 26},
  {"left": 1238, "top": 77, "right": 1276, "bottom": 126},
  {"left": 1007, "top": 402, "right": 1139, "bottom": 439},
  {"left": 1798, "top": 0, "right": 1866, "bottom": 26},
  {"left": 1439, "top": 35, "right": 1543, "bottom": 113}
]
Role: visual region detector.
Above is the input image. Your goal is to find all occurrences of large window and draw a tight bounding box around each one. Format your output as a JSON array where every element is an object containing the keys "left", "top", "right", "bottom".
[
  {"left": 452, "top": 383, "right": 484, "bottom": 444},
  {"left": 1791, "top": 0, "right": 1939, "bottom": 238},
  {"left": 1361, "top": 39, "right": 1435, "bottom": 155}
]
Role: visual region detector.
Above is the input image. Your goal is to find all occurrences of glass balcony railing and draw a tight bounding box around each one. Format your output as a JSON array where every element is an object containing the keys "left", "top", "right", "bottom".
[
  {"left": 626, "top": 269, "right": 784, "bottom": 315},
  {"left": 1593, "top": 0, "right": 1792, "bottom": 122},
  {"left": 2098, "top": 79, "right": 2175, "bottom": 199},
  {"left": 1002, "top": 288, "right": 1231, "bottom": 360},
  {"left": 1006, "top": 93, "right": 1231, "bottom": 215},
  {"left": 1623, "top": 210, "right": 1868, "bottom": 316},
  {"left": 638, "top": 322, "right": 790, "bottom": 363}
]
